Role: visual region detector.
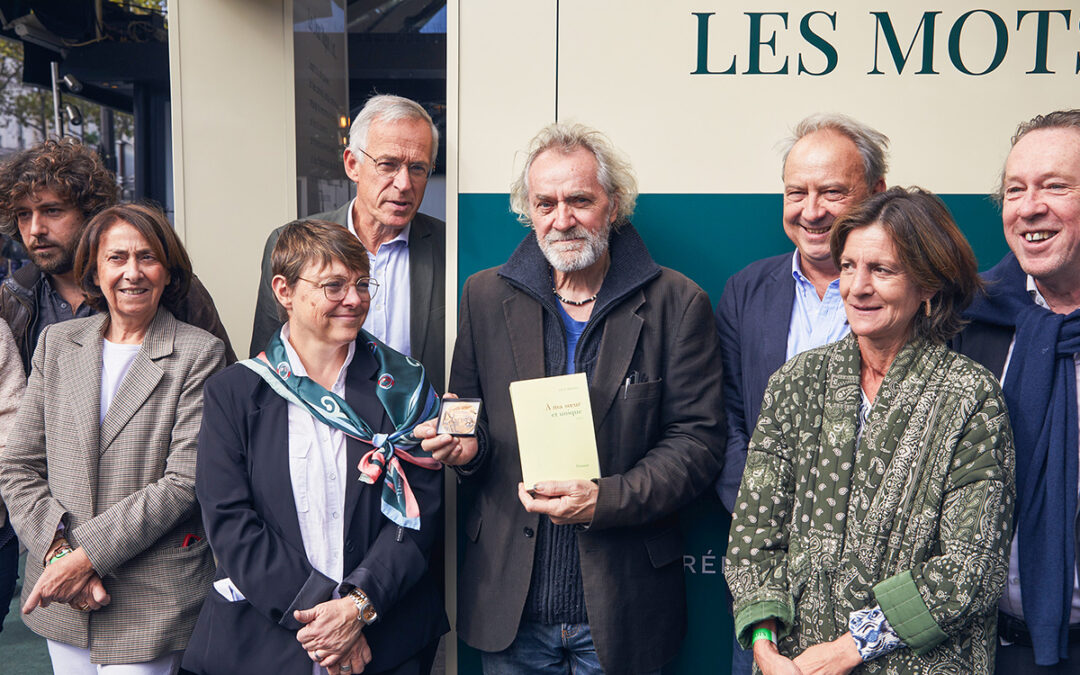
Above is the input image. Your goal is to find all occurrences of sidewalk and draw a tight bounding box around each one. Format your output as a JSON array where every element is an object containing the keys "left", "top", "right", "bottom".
[{"left": 0, "top": 554, "right": 51, "bottom": 674}]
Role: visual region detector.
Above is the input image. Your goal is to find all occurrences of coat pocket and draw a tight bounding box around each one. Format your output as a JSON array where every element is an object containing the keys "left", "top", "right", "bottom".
[{"left": 644, "top": 527, "right": 683, "bottom": 568}]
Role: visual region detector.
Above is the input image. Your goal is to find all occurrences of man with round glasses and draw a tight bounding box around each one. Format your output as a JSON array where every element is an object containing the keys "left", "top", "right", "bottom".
[{"left": 251, "top": 94, "right": 445, "bottom": 389}]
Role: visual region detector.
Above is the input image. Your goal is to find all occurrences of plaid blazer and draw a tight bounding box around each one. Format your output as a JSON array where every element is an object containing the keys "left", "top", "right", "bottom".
[
  {"left": 0, "top": 319, "right": 26, "bottom": 530},
  {"left": 0, "top": 307, "right": 226, "bottom": 664}
]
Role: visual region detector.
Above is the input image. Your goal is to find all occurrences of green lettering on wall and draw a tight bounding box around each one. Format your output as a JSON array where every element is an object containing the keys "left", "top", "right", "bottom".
[
  {"left": 1017, "top": 10, "right": 1071, "bottom": 74},
  {"left": 691, "top": 12, "right": 737, "bottom": 75},
  {"left": 949, "top": 10, "right": 1008, "bottom": 75},
  {"left": 798, "top": 11, "right": 838, "bottom": 75},
  {"left": 869, "top": 11, "right": 940, "bottom": 74},
  {"left": 745, "top": 12, "right": 789, "bottom": 74}
]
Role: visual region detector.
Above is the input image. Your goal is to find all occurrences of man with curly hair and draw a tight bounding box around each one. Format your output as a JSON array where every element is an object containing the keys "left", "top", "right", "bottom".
[{"left": 0, "top": 138, "right": 236, "bottom": 374}]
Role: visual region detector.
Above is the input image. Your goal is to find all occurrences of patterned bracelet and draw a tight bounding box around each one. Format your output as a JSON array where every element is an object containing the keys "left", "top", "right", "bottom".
[
  {"left": 46, "top": 545, "right": 74, "bottom": 566},
  {"left": 849, "top": 605, "right": 906, "bottom": 661}
]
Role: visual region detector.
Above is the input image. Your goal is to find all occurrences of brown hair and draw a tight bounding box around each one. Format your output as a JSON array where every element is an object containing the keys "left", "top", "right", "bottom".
[
  {"left": 271, "top": 219, "right": 369, "bottom": 318},
  {"left": 0, "top": 138, "right": 118, "bottom": 241},
  {"left": 74, "top": 203, "right": 193, "bottom": 314},
  {"left": 830, "top": 186, "right": 981, "bottom": 343}
]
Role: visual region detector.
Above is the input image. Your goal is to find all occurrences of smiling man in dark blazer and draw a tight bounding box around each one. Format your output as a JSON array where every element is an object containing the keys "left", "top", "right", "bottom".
[
  {"left": 715, "top": 113, "right": 888, "bottom": 675},
  {"left": 250, "top": 94, "right": 445, "bottom": 389},
  {"left": 422, "top": 122, "right": 723, "bottom": 675}
]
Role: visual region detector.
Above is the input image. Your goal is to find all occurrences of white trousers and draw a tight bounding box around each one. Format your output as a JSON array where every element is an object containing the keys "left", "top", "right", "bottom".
[{"left": 46, "top": 640, "right": 181, "bottom": 675}]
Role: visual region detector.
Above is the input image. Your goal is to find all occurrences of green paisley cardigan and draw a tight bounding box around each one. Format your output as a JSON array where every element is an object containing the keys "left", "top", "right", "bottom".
[{"left": 724, "top": 334, "right": 1015, "bottom": 673}]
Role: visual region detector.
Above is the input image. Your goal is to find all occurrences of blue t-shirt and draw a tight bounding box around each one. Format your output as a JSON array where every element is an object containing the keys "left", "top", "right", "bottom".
[{"left": 556, "top": 301, "right": 588, "bottom": 375}]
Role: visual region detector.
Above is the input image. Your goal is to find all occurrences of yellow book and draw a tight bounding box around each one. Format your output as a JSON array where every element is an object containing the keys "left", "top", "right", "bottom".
[{"left": 509, "top": 372, "right": 600, "bottom": 486}]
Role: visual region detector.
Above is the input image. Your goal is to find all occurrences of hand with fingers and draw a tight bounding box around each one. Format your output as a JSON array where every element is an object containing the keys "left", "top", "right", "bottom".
[
  {"left": 296, "top": 597, "right": 365, "bottom": 670},
  {"left": 517, "top": 479, "right": 598, "bottom": 525},
  {"left": 23, "top": 546, "right": 96, "bottom": 614},
  {"left": 327, "top": 634, "right": 373, "bottom": 675},
  {"left": 416, "top": 393, "right": 479, "bottom": 466},
  {"left": 67, "top": 572, "right": 110, "bottom": 612}
]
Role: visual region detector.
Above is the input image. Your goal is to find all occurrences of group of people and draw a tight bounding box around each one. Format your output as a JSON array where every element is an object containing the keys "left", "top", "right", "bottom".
[{"left": 0, "top": 91, "right": 1070, "bottom": 675}]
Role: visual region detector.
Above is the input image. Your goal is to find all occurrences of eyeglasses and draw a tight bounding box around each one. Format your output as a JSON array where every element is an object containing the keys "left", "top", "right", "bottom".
[
  {"left": 356, "top": 147, "right": 433, "bottom": 180},
  {"left": 298, "top": 276, "right": 380, "bottom": 302}
]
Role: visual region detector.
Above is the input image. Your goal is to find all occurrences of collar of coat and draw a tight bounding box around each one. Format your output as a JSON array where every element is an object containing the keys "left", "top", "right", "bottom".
[
  {"left": 70, "top": 305, "right": 179, "bottom": 360},
  {"left": 496, "top": 223, "right": 662, "bottom": 321}
]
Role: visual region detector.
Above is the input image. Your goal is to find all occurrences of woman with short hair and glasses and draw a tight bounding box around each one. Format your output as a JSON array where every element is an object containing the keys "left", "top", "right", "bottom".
[{"left": 184, "top": 219, "right": 448, "bottom": 675}]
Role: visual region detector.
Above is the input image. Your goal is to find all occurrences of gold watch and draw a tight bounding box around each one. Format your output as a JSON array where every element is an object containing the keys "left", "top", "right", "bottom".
[{"left": 348, "top": 588, "right": 377, "bottom": 625}]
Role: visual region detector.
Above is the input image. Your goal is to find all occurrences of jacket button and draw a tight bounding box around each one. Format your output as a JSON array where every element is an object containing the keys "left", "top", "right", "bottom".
[
  {"left": 345, "top": 541, "right": 355, "bottom": 553},
  {"left": 523, "top": 527, "right": 534, "bottom": 538}
]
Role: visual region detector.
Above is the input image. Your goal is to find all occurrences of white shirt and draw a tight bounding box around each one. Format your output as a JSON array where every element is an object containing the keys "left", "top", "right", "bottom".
[
  {"left": 347, "top": 200, "right": 412, "bottom": 355},
  {"left": 997, "top": 275, "right": 1080, "bottom": 624},
  {"left": 281, "top": 324, "right": 354, "bottom": 587},
  {"left": 99, "top": 340, "right": 142, "bottom": 424}
]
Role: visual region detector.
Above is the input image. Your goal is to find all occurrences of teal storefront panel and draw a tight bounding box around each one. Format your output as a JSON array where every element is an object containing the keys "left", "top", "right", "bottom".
[{"left": 454, "top": 191, "right": 1008, "bottom": 674}]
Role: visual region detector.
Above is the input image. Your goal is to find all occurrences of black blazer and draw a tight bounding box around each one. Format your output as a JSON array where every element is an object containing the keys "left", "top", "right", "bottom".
[
  {"left": 713, "top": 252, "right": 796, "bottom": 512},
  {"left": 249, "top": 204, "right": 446, "bottom": 391},
  {"left": 183, "top": 345, "right": 447, "bottom": 674}
]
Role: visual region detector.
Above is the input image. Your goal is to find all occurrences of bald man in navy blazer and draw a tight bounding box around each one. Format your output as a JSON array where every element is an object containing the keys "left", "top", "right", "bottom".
[{"left": 717, "top": 114, "right": 888, "bottom": 675}]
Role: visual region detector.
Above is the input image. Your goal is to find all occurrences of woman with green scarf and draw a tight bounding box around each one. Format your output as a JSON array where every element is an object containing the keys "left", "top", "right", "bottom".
[
  {"left": 725, "top": 187, "right": 1016, "bottom": 674},
  {"left": 184, "top": 219, "right": 448, "bottom": 675}
]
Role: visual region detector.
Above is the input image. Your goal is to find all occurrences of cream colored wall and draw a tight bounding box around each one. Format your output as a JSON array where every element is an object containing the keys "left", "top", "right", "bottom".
[
  {"left": 458, "top": 1, "right": 1079, "bottom": 195},
  {"left": 168, "top": 0, "right": 297, "bottom": 355}
]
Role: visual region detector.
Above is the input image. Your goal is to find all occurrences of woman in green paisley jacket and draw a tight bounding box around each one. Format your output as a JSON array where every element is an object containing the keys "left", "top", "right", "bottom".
[{"left": 724, "top": 187, "right": 1016, "bottom": 675}]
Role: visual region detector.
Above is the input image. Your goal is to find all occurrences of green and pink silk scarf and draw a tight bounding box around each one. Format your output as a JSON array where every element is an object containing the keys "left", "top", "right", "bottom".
[{"left": 243, "top": 329, "right": 441, "bottom": 530}]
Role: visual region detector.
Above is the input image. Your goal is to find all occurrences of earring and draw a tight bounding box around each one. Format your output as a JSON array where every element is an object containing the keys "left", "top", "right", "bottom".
[{"left": 924, "top": 298, "right": 931, "bottom": 316}]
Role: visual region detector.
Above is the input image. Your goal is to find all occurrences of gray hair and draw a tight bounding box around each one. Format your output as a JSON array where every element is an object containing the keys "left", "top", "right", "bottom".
[
  {"left": 995, "top": 109, "right": 1080, "bottom": 204},
  {"left": 509, "top": 122, "right": 638, "bottom": 227},
  {"left": 347, "top": 94, "right": 439, "bottom": 165},
  {"left": 781, "top": 113, "right": 890, "bottom": 191}
]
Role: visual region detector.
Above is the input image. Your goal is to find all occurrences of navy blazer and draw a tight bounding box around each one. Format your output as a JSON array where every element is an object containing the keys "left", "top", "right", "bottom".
[
  {"left": 183, "top": 345, "right": 448, "bottom": 675},
  {"left": 714, "top": 253, "right": 795, "bottom": 512}
]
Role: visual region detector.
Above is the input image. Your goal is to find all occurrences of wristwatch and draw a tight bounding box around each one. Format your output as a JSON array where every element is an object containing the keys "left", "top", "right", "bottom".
[{"left": 348, "top": 588, "right": 377, "bottom": 625}]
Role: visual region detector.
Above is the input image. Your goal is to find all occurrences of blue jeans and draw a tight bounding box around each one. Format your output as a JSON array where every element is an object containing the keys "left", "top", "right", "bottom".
[
  {"left": 731, "top": 632, "right": 753, "bottom": 675},
  {"left": 481, "top": 622, "right": 662, "bottom": 675}
]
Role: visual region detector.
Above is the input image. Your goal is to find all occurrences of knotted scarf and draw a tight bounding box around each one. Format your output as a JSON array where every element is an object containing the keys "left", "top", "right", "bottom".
[
  {"left": 243, "top": 329, "right": 441, "bottom": 530},
  {"left": 966, "top": 253, "right": 1080, "bottom": 665}
]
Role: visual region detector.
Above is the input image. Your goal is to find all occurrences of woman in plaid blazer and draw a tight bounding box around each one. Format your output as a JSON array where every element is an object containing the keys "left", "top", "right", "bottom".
[{"left": 0, "top": 204, "right": 226, "bottom": 673}]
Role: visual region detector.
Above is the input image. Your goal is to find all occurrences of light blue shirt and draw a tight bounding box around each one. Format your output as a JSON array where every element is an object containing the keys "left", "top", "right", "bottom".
[
  {"left": 786, "top": 252, "right": 849, "bottom": 360},
  {"left": 347, "top": 200, "right": 412, "bottom": 356}
]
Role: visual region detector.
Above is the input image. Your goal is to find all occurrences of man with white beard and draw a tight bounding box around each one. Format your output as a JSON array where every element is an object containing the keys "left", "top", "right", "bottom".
[{"left": 420, "top": 122, "right": 724, "bottom": 674}]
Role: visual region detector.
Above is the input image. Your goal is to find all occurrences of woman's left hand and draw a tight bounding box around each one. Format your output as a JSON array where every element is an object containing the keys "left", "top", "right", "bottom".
[
  {"left": 22, "top": 546, "right": 95, "bottom": 614},
  {"left": 791, "top": 633, "right": 862, "bottom": 675},
  {"left": 295, "top": 597, "right": 364, "bottom": 667}
]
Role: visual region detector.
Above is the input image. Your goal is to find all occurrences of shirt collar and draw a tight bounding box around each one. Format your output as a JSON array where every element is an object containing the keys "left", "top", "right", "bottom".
[
  {"left": 1027, "top": 273, "right": 1051, "bottom": 311},
  {"left": 345, "top": 198, "right": 412, "bottom": 250},
  {"left": 791, "top": 251, "right": 840, "bottom": 289},
  {"left": 279, "top": 323, "right": 356, "bottom": 391}
]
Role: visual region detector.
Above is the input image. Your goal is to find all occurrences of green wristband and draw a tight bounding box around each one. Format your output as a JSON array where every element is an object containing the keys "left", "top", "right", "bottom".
[
  {"left": 47, "top": 546, "right": 73, "bottom": 566},
  {"left": 752, "top": 627, "right": 777, "bottom": 645}
]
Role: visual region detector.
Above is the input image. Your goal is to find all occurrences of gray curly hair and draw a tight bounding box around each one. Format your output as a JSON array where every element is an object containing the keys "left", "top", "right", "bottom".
[{"left": 509, "top": 122, "right": 638, "bottom": 227}]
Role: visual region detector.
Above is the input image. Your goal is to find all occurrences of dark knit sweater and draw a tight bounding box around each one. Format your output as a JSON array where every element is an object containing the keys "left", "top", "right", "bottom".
[{"left": 496, "top": 224, "right": 662, "bottom": 625}]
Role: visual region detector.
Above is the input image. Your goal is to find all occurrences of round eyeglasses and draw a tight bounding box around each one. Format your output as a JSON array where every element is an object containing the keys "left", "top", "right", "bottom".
[{"left": 298, "top": 276, "right": 380, "bottom": 302}]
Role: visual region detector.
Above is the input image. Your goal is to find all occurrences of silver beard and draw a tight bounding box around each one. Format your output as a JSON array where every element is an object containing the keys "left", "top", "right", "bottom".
[{"left": 537, "top": 222, "right": 612, "bottom": 273}]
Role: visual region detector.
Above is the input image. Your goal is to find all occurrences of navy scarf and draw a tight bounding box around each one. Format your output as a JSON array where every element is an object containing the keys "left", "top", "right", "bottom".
[{"left": 966, "top": 253, "right": 1080, "bottom": 665}]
